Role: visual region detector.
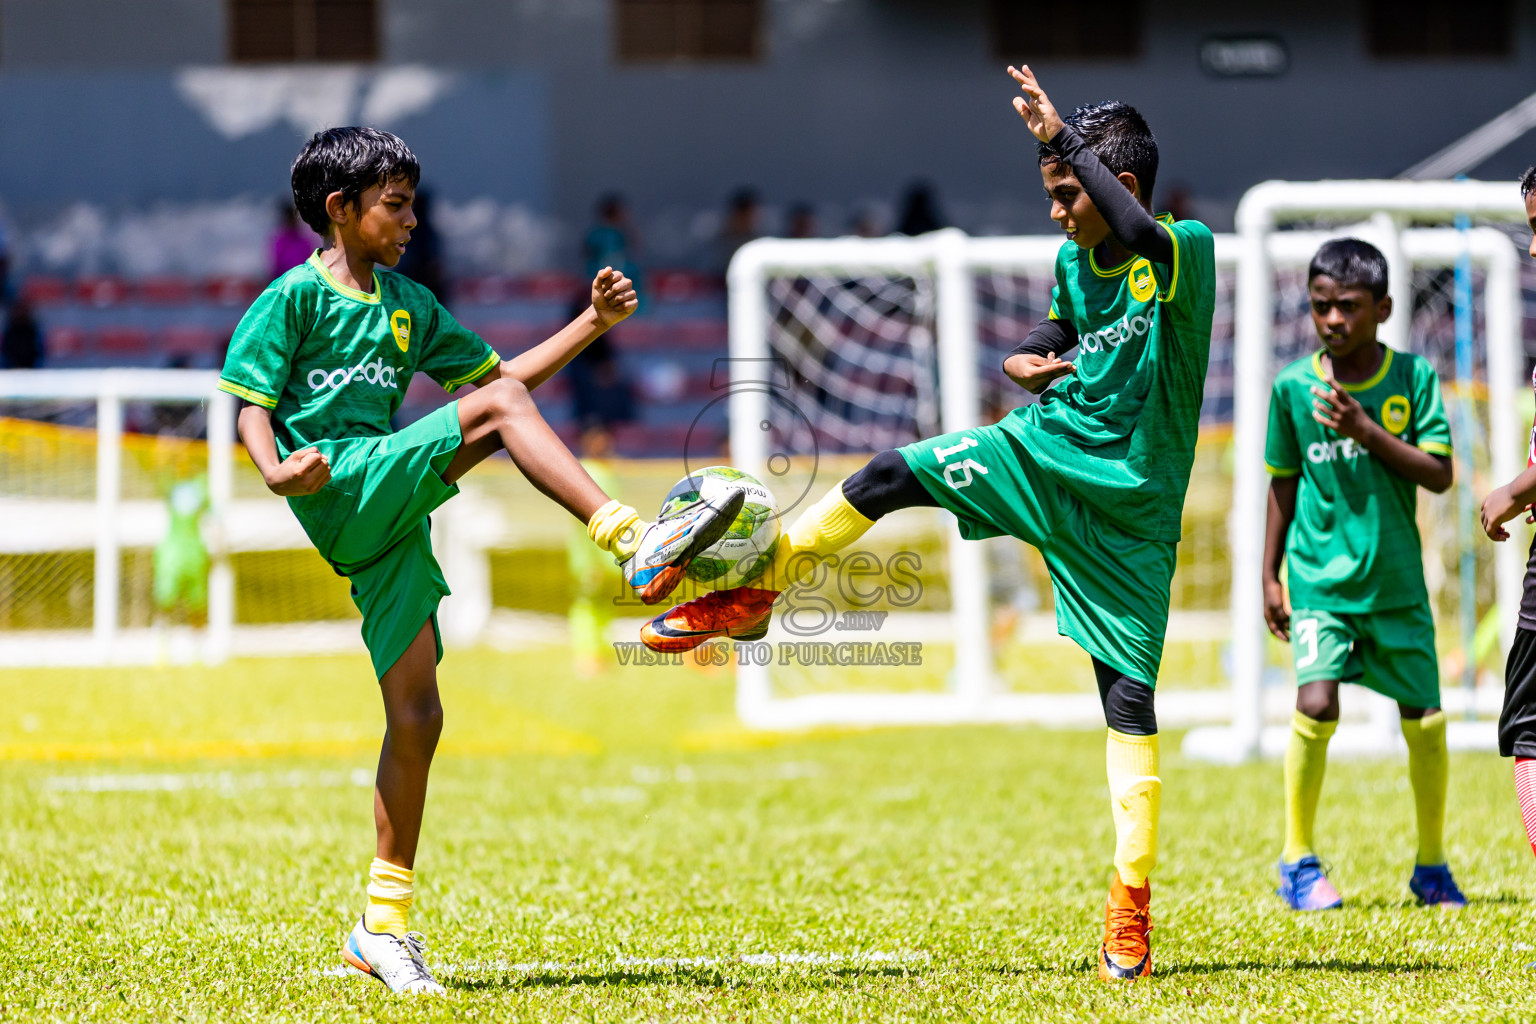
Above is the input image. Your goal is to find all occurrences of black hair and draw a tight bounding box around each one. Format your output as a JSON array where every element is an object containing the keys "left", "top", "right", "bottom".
[
  {"left": 1308, "top": 238, "right": 1389, "bottom": 300},
  {"left": 1521, "top": 165, "right": 1536, "bottom": 199},
  {"left": 1038, "top": 100, "right": 1158, "bottom": 200},
  {"left": 290, "top": 127, "right": 420, "bottom": 236}
]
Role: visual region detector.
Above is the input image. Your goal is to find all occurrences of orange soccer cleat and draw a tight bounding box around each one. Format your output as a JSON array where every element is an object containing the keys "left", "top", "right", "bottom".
[
  {"left": 1098, "top": 874, "right": 1153, "bottom": 982},
  {"left": 639, "top": 587, "right": 780, "bottom": 652}
]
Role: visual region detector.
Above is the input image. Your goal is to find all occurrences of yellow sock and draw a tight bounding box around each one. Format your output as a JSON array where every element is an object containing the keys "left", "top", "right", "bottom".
[
  {"left": 764, "top": 481, "right": 876, "bottom": 590},
  {"left": 587, "top": 500, "right": 642, "bottom": 561},
  {"left": 1106, "top": 729, "right": 1160, "bottom": 888},
  {"left": 1283, "top": 711, "right": 1337, "bottom": 862},
  {"left": 1401, "top": 711, "right": 1448, "bottom": 865},
  {"left": 363, "top": 857, "right": 414, "bottom": 938}
]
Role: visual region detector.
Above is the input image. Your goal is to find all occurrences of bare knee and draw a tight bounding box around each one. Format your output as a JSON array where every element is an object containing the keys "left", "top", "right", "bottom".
[
  {"left": 483, "top": 376, "right": 530, "bottom": 423},
  {"left": 1295, "top": 680, "right": 1340, "bottom": 722},
  {"left": 389, "top": 691, "right": 443, "bottom": 761}
]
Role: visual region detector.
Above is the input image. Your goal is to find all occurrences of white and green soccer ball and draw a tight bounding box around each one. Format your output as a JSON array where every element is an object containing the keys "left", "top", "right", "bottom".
[{"left": 659, "top": 465, "right": 780, "bottom": 589}]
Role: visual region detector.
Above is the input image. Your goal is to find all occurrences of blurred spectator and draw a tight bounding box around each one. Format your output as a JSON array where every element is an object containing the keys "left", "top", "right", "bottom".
[
  {"left": 786, "top": 203, "right": 819, "bottom": 239},
  {"left": 896, "top": 181, "right": 945, "bottom": 236},
  {"left": 1161, "top": 183, "right": 1193, "bottom": 222},
  {"left": 566, "top": 330, "right": 636, "bottom": 428},
  {"left": 269, "top": 202, "right": 318, "bottom": 281},
  {"left": 395, "top": 187, "right": 447, "bottom": 302},
  {"left": 850, "top": 204, "right": 884, "bottom": 238},
  {"left": 584, "top": 192, "right": 639, "bottom": 281},
  {"left": 0, "top": 219, "right": 12, "bottom": 305},
  {"left": 1, "top": 300, "right": 43, "bottom": 368},
  {"left": 715, "top": 187, "right": 762, "bottom": 274}
]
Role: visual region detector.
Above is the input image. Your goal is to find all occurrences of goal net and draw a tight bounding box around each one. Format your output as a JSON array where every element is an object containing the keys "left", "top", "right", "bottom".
[
  {"left": 725, "top": 180, "right": 1530, "bottom": 751},
  {"left": 0, "top": 369, "right": 754, "bottom": 669}
]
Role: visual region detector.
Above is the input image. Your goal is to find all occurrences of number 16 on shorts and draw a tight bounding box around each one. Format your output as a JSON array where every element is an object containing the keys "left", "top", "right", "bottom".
[{"left": 933, "top": 436, "right": 989, "bottom": 491}]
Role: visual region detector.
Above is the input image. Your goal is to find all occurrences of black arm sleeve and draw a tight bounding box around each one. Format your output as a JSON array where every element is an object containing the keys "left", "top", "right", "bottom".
[
  {"left": 1005, "top": 315, "right": 1078, "bottom": 362},
  {"left": 1048, "top": 125, "right": 1173, "bottom": 266}
]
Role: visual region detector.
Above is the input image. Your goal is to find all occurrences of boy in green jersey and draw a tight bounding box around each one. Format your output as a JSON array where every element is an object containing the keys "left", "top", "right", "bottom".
[
  {"left": 219, "top": 128, "right": 744, "bottom": 993},
  {"left": 642, "top": 65, "right": 1216, "bottom": 981},
  {"left": 1263, "top": 238, "right": 1465, "bottom": 911}
]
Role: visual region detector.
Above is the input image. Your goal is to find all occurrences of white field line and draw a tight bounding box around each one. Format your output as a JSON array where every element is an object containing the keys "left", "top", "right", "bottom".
[
  {"left": 41, "top": 768, "right": 374, "bottom": 793},
  {"left": 320, "top": 949, "right": 929, "bottom": 978}
]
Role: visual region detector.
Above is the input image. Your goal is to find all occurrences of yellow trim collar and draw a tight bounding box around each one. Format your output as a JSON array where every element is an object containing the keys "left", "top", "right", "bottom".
[
  {"left": 307, "top": 252, "right": 380, "bottom": 304},
  {"left": 1089, "top": 249, "right": 1135, "bottom": 278},
  {"left": 1312, "top": 347, "right": 1393, "bottom": 392}
]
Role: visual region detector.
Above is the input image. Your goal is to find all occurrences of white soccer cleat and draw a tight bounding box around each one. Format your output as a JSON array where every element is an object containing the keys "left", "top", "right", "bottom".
[
  {"left": 341, "top": 916, "right": 446, "bottom": 995},
  {"left": 620, "top": 485, "right": 746, "bottom": 604}
]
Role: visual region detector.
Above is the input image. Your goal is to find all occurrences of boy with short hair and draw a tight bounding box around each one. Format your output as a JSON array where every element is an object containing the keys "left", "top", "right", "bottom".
[
  {"left": 641, "top": 65, "right": 1217, "bottom": 981},
  {"left": 1262, "top": 237, "right": 1465, "bottom": 910},
  {"left": 1478, "top": 165, "right": 1536, "bottom": 868},
  {"left": 219, "top": 127, "right": 744, "bottom": 994}
]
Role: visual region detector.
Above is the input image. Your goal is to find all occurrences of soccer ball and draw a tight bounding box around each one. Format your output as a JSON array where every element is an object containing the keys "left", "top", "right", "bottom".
[{"left": 659, "top": 466, "right": 780, "bottom": 589}]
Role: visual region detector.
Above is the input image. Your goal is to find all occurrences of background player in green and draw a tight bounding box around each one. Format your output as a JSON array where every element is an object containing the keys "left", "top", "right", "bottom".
[
  {"left": 1262, "top": 238, "right": 1465, "bottom": 911},
  {"left": 219, "top": 127, "right": 744, "bottom": 994},
  {"left": 640, "top": 64, "right": 1216, "bottom": 982}
]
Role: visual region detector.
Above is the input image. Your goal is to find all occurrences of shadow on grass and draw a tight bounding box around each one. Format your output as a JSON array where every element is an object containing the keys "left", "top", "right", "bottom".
[
  {"left": 1157, "top": 959, "right": 1452, "bottom": 976},
  {"left": 991, "top": 959, "right": 1450, "bottom": 978},
  {"left": 1345, "top": 893, "right": 1525, "bottom": 910},
  {"left": 448, "top": 965, "right": 922, "bottom": 991}
]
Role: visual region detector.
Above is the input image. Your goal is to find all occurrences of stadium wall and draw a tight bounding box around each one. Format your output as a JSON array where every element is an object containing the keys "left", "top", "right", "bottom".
[{"left": 2, "top": 0, "right": 1536, "bottom": 241}]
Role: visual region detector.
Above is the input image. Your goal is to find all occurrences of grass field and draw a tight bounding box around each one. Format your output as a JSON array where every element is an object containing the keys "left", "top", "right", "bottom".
[{"left": 4, "top": 646, "right": 1536, "bottom": 1022}]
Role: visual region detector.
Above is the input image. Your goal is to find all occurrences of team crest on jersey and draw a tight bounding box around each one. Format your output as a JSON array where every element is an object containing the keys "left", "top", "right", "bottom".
[
  {"left": 390, "top": 309, "right": 411, "bottom": 353},
  {"left": 1381, "top": 394, "right": 1410, "bottom": 435},
  {"left": 1128, "top": 258, "right": 1156, "bottom": 302}
]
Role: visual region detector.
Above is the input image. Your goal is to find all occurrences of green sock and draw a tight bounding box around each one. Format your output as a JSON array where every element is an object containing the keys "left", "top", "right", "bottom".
[{"left": 1283, "top": 711, "right": 1337, "bottom": 862}]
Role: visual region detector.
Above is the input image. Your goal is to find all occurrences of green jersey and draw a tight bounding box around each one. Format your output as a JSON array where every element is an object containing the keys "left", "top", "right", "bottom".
[
  {"left": 217, "top": 252, "right": 499, "bottom": 456},
  {"left": 1265, "top": 346, "right": 1452, "bottom": 611},
  {"left": 1005, "top": 216, "right": 1216, "bottom": 542}
]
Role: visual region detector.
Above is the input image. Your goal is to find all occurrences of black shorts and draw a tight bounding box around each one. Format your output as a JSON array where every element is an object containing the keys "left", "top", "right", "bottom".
[{"left": 1499, "top": 627, "right": 1536, "bottom": 758}]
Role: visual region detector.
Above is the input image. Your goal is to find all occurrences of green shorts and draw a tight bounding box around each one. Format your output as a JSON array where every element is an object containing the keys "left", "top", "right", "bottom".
[
  {"left": 1290, "top": 603, "right": 1441, "bottom": 708},
  {"left": 286, "top": 401, "right": 464, "bottom": 678},
  {"left": 897, "top": 424, "right": 1175, "bottom": 686}
]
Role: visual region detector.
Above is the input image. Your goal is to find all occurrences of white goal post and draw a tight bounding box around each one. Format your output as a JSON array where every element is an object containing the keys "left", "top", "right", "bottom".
[
  {"left": 0, "top": 368, "right": 499, "bottom": 666},
  {"left": 727, "top": 180, "right": 1529, "bottom": 748}
]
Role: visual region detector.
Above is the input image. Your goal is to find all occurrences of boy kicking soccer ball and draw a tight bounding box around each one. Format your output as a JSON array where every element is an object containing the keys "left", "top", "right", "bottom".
[
  {"left": 1263, "top": 238, "right": 1464, "bottom": 911},
  {"left": 219, "top": 127, "right": 744, "bottom": 993},
  {"left": 1478, "top": 166, "right": 1536, "bottom": 873},
  {"left": 642, "top": 66, "right": 1216, "bottom": 981}
]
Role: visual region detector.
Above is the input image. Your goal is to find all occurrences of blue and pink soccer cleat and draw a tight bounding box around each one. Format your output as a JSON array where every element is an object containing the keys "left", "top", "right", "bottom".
[
  {"left": 1277, "top": 855, "right": 1343, "bottom": 911},
  {"left": 1409, "top": 863, "right": 1467, "bottom": 908}
]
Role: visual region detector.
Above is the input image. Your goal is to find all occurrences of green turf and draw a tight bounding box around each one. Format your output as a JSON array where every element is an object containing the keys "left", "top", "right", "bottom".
[{"left": 3, "top": 647, "right": 1535, "bottom": 1022}]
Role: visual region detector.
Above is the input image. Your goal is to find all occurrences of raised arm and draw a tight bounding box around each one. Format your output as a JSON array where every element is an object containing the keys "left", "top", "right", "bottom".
[
  {"left": 1045, "top": 127, "right": 1173, "bottom": 265},
  {"left": 236, "top": 403, "right": 331, "bottom": 496},
  {"left": 1007, "top": 64, "right": 1172, "bottom": 265},
  {"left": 476, "top": 267, "right": 637, "bottom": 391}
]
